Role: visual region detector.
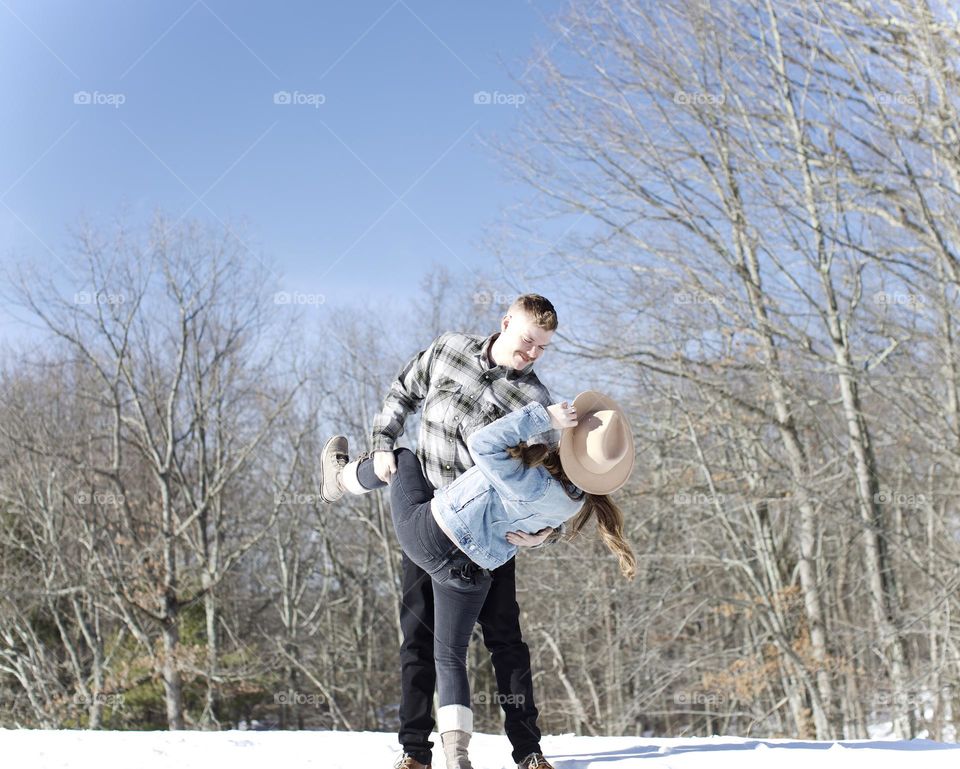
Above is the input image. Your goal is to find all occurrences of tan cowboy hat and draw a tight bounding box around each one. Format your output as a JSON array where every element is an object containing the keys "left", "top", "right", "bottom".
[{"left": 558, "top": 391, "right": 635, "bottom": 495}]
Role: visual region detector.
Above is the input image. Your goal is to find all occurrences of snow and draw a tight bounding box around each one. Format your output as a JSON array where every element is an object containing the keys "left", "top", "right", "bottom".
[{"left": 2, "top": 729, "right": 959, "bottom": 768}]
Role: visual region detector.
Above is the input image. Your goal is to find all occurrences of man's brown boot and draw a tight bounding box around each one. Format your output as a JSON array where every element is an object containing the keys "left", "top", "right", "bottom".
[
  {"left": 394, "top": 754, "right": 431, "bottom": 769},
  {"left": 518, "top": 752, "right": 555, "bottom": 769}
]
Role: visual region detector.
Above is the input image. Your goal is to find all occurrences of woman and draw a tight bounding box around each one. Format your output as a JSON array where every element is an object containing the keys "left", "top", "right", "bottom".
[{"left": 320, "top": 391, "right": 636, "bottom": 769}]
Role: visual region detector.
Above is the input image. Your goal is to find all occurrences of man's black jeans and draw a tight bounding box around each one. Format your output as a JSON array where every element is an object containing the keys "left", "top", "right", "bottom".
[{"left": 356, "top": 449, "right": 543, "bottom": 765}]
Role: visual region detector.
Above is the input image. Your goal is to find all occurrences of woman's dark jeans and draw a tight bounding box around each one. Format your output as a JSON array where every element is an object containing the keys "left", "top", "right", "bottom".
[
  {"left": 358, "top": 448, "right": 492, "bottom": 720},
  {"left": 356, "top": 448, "right": 543, "bottom": 764}
]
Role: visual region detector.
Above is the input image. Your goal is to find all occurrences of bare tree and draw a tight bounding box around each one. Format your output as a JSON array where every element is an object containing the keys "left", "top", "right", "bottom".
[
  {"left": 486, "top": 0, "right": 960, "bottom": 739},
  {"left": 4, "top": 214, "right": 303, "bottom": 728}
]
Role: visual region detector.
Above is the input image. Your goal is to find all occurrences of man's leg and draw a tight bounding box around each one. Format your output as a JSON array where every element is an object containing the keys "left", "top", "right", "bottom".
[
  {"left": 388, "top": 448, "right": 444, "bottom": 766},
  {"left": 476, "top": 557, "right": 543, "bottom": 764},
  {"left": 338, "top": 449, "right": 436, "bottom": 763},
  {"left": 398, "top": 554, "right": 438, "bottom": 765}
]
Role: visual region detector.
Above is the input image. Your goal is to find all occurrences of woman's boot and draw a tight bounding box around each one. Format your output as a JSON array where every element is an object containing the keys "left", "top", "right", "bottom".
[
  {"left": 319, "top": 435, "right": 349, "bottom": 502},
  {"left": 319, "top": 437, "right": 375, "bottom": 502},
  {"left": 440, "top": 729, "right": 472, "bottom": 769}
]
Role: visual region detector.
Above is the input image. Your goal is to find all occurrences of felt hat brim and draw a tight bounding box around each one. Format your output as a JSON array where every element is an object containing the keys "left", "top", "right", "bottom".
[{"left": 558, "top": 390, "right": 635, "bottom": 495}]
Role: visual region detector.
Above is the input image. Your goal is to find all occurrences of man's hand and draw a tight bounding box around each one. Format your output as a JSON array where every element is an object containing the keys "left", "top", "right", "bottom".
[
  {"left": 506, "top": 527, "right": 554, "bottom": 548},
  {"left": 373, "top": 450, "right": 397, "bottom": 484},
  {"left": 547, "top": 401, "right": 578, "bottom": 432}
]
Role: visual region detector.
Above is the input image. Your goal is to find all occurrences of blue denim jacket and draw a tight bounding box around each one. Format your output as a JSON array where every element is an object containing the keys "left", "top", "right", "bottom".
[{"left": 431, "top": 401, "right": 585, "bottom": 569}]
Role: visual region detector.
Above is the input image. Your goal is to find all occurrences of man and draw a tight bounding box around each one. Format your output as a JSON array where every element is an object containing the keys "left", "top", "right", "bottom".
[{"left": 322, "top": 294, "right": 562, "bottom": 769}]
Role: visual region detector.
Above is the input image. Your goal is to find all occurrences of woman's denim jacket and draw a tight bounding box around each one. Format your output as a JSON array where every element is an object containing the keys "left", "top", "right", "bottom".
[{"left": 431, "top": 401, "right": 585, "bottom": 569}]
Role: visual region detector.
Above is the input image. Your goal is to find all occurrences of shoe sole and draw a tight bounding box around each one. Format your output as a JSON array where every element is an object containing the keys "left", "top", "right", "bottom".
[{"left": 319, "top": 434, "right": 347, "bottom": 503}]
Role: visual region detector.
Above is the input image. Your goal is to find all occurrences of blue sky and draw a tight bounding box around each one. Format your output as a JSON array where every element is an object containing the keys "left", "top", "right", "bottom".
[{"left": 0, "top": 0, "right": 566, "bottom": 325}]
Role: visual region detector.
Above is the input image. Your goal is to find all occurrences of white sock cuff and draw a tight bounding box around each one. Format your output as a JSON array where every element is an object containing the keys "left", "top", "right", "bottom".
[
  {"left": 437, "top": 703, "right": 473, "bottom": 734},
  {"left": 340, "top": 460, "right": 371, "bottom": 495}
]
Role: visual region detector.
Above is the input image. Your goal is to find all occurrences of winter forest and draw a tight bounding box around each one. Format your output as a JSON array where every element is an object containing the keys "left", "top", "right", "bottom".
[{"left": 3, "top": 0, "right": 960, "bottom": 746}]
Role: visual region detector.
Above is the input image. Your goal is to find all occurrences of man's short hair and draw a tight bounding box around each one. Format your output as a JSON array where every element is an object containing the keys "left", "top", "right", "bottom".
[{"left": 510, "top": 294, "right": 558, "bottom": 331}]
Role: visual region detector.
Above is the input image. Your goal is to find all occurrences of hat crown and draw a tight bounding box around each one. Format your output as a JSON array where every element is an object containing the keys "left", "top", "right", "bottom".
[
  {"left": 576, "top": 409, "right": 629, "bottom": 474},
  {"left": 559, "top": 390, "right": 635, "bottom": 496}
]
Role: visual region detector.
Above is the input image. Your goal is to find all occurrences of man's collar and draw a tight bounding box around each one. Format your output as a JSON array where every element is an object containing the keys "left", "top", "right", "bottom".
[
  {"left": 481, "top": 332, "right": 499, "bottom": 368},
  {"left": 480, "top": 331, "right": 532, "bottom": 380}
]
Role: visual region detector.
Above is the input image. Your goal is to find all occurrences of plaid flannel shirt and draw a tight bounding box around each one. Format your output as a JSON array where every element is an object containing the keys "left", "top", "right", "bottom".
[{"left": 371, "top": 330, "right": 565, "bottom": 545}]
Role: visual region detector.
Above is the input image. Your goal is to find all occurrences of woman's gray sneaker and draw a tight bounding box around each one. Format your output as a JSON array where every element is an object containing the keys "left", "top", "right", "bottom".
[{"left": 319, "top": 435, "right": 349, "bottom": 502}]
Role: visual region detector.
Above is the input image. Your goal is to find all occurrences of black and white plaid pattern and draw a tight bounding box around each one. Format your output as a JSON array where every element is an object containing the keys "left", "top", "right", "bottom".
[{"left": 372, "top": 331, "right": 555, "bottom": 489}]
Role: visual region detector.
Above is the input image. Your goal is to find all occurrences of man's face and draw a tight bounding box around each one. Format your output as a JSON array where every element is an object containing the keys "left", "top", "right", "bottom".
[{"left": 500, "top": 311, "right": 554, "bottom": 370}]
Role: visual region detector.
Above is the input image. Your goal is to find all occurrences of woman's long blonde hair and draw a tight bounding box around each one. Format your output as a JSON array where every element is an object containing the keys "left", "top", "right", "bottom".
[{"left": 506, "top": 442, "right": 636, "bottom": 579}]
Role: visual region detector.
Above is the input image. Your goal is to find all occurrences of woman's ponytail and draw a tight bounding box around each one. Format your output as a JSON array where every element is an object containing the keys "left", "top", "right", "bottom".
[
  {"left": 569, "top": 494, "right": 636, "bottom": 580},
  {"left": 506, "top": 442, "right": 636, "bottom": 579}
]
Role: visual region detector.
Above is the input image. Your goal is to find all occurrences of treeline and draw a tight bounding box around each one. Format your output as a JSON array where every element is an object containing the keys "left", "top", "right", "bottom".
[{"left": 3, "top": 0, "right": 960, "bottom": 743}]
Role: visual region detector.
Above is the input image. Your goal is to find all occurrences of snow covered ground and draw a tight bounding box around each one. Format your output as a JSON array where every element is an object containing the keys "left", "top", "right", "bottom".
[{"left": 2, "top": 729, "right": 960, "bottom": 769}]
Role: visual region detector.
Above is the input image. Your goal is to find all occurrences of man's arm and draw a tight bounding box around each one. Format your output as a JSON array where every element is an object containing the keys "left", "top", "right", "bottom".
[{"left": 371, "top": 333, "right": 445, "bottom": 452}]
